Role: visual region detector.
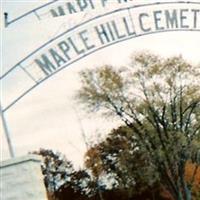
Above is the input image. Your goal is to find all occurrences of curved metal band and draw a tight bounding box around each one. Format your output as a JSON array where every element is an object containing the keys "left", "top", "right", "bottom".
[
  {"left": 5, "top": 0, "right": 58, "bottom": 27},
  {"left": 6, "top": 1, "right": 200, "bottom": 27}
]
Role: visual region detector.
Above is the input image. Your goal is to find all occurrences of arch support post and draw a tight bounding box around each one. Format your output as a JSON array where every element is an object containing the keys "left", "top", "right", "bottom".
[{"left": 0, "top": 102, "right": 15, "bottom": 158}]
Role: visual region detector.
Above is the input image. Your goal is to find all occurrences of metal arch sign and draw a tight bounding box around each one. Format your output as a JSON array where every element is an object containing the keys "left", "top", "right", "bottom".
[{"left": 1, "top": 1, "right": 200, "bottom": 112}]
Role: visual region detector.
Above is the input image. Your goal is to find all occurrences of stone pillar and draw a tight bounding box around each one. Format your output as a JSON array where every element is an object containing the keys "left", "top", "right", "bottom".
[{"left": 0, "top": 154, "right": 48, "bottom": 200}]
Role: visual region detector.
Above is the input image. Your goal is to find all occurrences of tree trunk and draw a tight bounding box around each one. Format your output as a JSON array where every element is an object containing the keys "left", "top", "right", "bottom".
[
  {"left": 183, "top": 186, "right": 191, "bottom": 200},
  {"left": 177, "top": 188, "right": 191, "bottom": 200},
  {"left": 98, "top": 190, "right": 104, "bottom": 200}
]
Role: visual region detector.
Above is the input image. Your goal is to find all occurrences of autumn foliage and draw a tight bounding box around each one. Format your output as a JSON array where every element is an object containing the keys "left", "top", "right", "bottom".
[
  {"left": 185, "top": 162, "right": 200, "bottom": 199},
  {"left": 36, "top": 53, "right": 200, "bottom": 200}
]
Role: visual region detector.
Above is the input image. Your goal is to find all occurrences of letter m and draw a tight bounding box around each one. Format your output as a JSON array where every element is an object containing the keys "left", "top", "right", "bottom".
[
  {"left": 165, "top": 9, "right": 178, "bottom": 29},
  {"left": 35, "top": 54, "right": 56, "bottom": 76}
]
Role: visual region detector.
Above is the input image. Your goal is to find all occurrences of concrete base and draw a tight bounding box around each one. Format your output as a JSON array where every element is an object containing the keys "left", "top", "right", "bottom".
[{"left": 0, "top": 154, "right": 48, "bottom": 200}]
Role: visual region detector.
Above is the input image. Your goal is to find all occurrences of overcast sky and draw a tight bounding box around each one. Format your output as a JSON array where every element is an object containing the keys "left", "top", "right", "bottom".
[{"left": 1, "top": 0, "right": 200, "bottom": 168}]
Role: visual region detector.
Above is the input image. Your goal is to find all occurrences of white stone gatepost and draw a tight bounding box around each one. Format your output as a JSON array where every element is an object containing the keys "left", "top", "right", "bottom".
[{"left": 0, "top": 154, "right": 48, "bottom": 200}]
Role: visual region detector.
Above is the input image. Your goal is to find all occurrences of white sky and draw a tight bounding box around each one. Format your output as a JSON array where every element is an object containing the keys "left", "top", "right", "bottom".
[{"left": 1, "top": 0, "right": 200, "bottom": 168}]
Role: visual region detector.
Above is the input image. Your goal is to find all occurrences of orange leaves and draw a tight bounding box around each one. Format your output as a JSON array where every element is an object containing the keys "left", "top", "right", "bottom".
[{"left": 185, "top": 161, "right": 200, "bottom": 199}]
